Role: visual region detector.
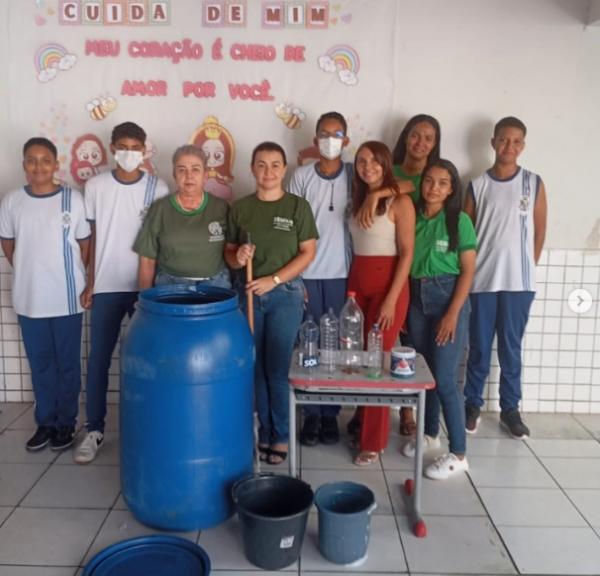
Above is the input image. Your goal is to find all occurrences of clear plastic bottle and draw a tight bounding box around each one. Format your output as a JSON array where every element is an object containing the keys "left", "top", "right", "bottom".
[
  {"left": 319, "top": 308, "right": 339, "bottom": 373},
  {"left": 367, "top": 323, "right": 383, "bottom": 378},
  {"left": 339, "top": 291, "right": 364, "bottom": 369},
  {"left": 298, "top": 315, "right": 320, "bottom": 370}
]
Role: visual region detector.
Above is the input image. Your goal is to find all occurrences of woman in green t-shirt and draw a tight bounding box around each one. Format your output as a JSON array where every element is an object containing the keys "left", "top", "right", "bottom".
[
  {"left": 402, "top": 159, "right": 477, "bottom": 480},
  {"left": 134, "top": 144, "right": 230, "bottom": 289},
  {"left": 225, "top": 142, "right": 318, "bottom": 465}
]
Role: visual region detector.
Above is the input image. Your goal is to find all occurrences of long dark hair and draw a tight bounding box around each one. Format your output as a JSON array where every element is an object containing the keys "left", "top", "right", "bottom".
[
  {"left": 417, "top": 159, "right": 462, "bottom": 252},
  {"left": 392, "top": 114, "right": 441, "bottom": 166},
  {"left": 352, "top": 141, "right": 399, "bottom": 217}
]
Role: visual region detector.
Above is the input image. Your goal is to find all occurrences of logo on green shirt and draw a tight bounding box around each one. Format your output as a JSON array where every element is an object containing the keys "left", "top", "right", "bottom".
[
  {"left": 273, "top": 216, "right": 294, "bottom": 232},
  {"left": 208, "top": 221, "right": 224, "bottom": 242}
]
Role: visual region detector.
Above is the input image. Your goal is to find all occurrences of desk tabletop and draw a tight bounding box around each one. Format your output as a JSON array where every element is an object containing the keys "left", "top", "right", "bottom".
[{"left": 289, "top": 351, "right": 435, "bottom": 393}]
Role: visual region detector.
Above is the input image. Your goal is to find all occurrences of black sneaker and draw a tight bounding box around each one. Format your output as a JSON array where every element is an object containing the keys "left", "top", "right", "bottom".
[
  {"left": 465, "top": 404, "right": 481, "bottom": 434},
  {"left": 26, "top": 426, "right": 55, "bottom": 451},
  {"left": 300, "top": 414, "right": 320, "bottom": 446},
  {"left": 50, "top": 427, "right": 75, "bottom": 451},
  {"left": 500, "top": 410, "right": 530, "bottom": 439},
  {"left": 319, "top": 416, "right": 340, "bottom": 445}
]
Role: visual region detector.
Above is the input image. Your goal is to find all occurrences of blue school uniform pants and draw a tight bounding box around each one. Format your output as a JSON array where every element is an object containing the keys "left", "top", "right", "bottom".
[
  {"left": 18, "top": 313, "right": 83, "bottom": 429},
  {"left": 85, "top": 292, "right": 137, "bottom": 433},
  {"left": 464, "top": 291, "right": 535, "bottom": 413}
]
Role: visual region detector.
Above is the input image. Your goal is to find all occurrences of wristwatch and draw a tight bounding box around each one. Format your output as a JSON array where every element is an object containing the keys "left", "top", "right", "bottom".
[{"left": 272, "top": 275, "right": 282, "bottom": 286}]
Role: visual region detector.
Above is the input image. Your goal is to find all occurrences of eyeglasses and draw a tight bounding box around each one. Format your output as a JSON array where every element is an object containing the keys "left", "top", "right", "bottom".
[{"left": 317, "top": 130, "right": 345, "bottom": 139}]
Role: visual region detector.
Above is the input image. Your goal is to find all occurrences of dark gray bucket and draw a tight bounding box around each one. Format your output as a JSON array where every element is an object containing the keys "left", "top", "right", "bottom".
[
  {"left": 232, "top": 474, "right": 313, "bottom": 570},
  {"left": 314, "top": 481, "right": 376, "bottom": 565}
]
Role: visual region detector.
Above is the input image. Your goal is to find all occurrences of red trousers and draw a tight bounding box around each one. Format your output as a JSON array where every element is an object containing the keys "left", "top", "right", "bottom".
[{"left": 348, "top": 255, "right": 410, "bottom": 452}]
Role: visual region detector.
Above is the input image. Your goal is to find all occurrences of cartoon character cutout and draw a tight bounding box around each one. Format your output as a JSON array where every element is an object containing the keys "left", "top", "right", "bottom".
[
  {"left": 70, "top": 134, "right": 108, "bottom": 186},
  {"left": 190, "top": 116, "right": 235, "bottom": 202}
]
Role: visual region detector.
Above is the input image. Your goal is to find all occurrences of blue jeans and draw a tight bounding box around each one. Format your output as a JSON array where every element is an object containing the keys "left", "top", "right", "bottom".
[
  {"left": 302, "top": 278, "right": 347, "bottom": 418},
  {"left": 238, "top": 277, "right": 305, "bottom": 445},
  {"left": 86, "top": 292, "right": 138, "bottom": 433},
  {"left": 408, "top": 275, "right": 469, "bottom": 455},
  {"left": 19, "top": 314, "right": 83, "bottom": 429},
  {"left": 155, "top": 267, "right": 231, "bottom": 290},
  {"left": 464, "top": 291, "right": 534, "bottom": 412}
]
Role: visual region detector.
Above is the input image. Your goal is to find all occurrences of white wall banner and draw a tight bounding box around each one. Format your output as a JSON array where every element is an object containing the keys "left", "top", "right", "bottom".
[{"left": 6, "top": 0, "right": 396, "bottom": 196}]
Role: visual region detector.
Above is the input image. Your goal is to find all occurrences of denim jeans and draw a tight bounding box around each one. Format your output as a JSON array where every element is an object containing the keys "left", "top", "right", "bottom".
[
  {"left": 237, "top": 277, "right": 305, "bottom": 445},
  {"left": 155, "top": 267, "right": 231, "bottom": 290},
  {"left": 19, "top": 314, "right": 83, "bottom": 429},
  {"left": 408, "top": 275, "right": 469, "bottom": 455},
  {"left": 464, "top": 291, "right": 534, "bottom": 412},
  {"left": 86, "top": 292, "right": 138, "bottom": 433}
]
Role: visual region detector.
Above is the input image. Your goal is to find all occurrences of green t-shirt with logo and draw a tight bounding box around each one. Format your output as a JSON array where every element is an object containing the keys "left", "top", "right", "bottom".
[
  {"left": 393, "top": 165, "right": 421, "bottom": 203},
  {"left": 134, "top": 193, "right": 228, "bottom": 278},
  {"left": 411, "top": 210, "right": 477, "bottom": 279},
  {"left": 227, "top": 192, "right": 319, "bottom": 278}
]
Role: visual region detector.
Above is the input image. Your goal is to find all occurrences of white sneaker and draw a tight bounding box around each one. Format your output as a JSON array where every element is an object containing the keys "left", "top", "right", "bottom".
[
  {"left": 73, "top": 431, "right": 104, "bottom": 464},
  {"left": 425, "top": 453, "right": 469, "bottom": 480},
  {"left": 402, "top": 434, "right": 441, "bottom": 458}
]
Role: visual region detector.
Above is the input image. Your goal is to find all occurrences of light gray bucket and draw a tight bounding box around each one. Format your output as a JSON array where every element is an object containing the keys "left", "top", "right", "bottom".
[{"left": 314, "top": 482, "right": 376, "bottom": 565}]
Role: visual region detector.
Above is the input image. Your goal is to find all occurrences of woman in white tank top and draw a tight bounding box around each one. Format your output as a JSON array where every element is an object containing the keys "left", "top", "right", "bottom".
[{"left": 347, "top": 141, "right": 415, "bottom": 466}]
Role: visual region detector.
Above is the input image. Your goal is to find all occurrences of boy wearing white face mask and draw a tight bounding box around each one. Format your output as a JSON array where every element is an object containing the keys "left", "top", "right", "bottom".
[
  {"left": 289, "top": 111, "right": 352, "bottom": 446},
  {"left": 74, "top": 122, "right": 168, "bottom": 464}
]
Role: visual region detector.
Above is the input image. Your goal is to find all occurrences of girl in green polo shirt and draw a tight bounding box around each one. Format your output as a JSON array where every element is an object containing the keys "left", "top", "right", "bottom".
[{"left": 402, "top": 159, "right": 477, "bottom": 480}]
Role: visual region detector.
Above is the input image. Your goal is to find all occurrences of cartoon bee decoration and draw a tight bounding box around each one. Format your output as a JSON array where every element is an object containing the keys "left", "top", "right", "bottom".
[
  {"left": 275, "top": 101, "right": 306, "bottom": 130},
  {"left": 86, "top": 95, "right": 117, "bottom": 121}
]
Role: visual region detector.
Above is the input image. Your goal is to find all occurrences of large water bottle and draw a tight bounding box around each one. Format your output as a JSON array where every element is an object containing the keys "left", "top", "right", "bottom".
[
  {"left": 339, "top": 291, "right": 364, "bottom": 369},
  {"left": 367, "top": 323, "right": 383, "bottom": 378},
  {"left": 298, "top": 315, "right": 319, "bottom": 370},
  {"left": 319, "top": 308, "right": 339, "bottom": 373}
]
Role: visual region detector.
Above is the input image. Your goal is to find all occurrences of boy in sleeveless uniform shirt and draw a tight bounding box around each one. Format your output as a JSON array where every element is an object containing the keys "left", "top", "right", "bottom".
[
  {"left": 289, "top": 112, "right": 352, "bottom": 446},
  {"left": 0, "top": 138, "right": 91, "bottom": 451},
  {"left": 74, "top": 122, "right": 168, "bottom": 463},
  {"left": 463, "top": 117, "right": 547, "bottom": 438}
]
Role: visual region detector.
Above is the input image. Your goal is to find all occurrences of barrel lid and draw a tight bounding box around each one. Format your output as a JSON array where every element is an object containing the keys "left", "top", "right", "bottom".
[
  {"left": 138, "top": 284, "right": 239, "bottom": 317},
  {"left": 84, "top": 535, "right": 211, "bottom": 576}
]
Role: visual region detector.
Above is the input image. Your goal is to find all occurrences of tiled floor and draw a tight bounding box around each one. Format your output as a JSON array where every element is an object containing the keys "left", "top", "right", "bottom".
[{"left": 1, "top": 403, "right": 600, "bottom": 575}]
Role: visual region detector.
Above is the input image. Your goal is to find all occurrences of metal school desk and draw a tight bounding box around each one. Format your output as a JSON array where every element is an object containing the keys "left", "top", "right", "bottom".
[{"left": 288, "top": 352, "right": 435, "bottom": 538}]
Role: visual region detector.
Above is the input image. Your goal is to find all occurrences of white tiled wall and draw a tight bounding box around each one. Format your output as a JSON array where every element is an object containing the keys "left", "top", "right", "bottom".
[{"left": 1, "top": 249, "right": 599, "bottom": 412}]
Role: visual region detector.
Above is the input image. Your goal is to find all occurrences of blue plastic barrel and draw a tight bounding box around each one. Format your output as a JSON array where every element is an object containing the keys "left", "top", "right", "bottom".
[
  {"left": 314, "top": 482, "right": 376, "bottom": 565},
  {"left": 120, "top": 284, "right": 254, "bottom": 531},
  {"left": 83, "top": 535, "right": 210, "bottom": 576}
]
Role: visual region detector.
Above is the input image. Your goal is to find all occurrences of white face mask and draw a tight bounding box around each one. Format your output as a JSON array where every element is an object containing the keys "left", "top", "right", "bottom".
[
  {"left": 114, "top": 150, "right": 143, "bottom": 173},
  {"left": 318, "top": 137, "right": 343, "bottom": 160}
]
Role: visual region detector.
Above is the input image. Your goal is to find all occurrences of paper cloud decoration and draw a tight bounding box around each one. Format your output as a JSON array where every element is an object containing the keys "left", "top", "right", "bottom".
[
  {"left": 338, "top": 68, "right": 358, "bottom": 86},
  {"left": 35, "top": 44, "right": 77, "bottom": 83},
  {"left": 318, "top": 55, "right": 337, "bottom": 73}
]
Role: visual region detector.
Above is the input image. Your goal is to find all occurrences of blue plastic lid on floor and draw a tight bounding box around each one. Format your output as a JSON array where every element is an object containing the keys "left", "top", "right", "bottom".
[{"left": 83, "top": 535, "right": 211, "bottom": 576}]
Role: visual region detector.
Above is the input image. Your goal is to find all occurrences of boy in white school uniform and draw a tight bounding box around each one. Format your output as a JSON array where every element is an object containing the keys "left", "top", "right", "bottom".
[
  {"left": 0, "top": 137, "right": 91, "bottom": 451},
  {"left": 289, "top": 111, "right": 352, "bottom": 446},
  {"left": 74, "top": 122, "right": 168, "bottom": 463},
  {"left": 463, "top": 116, "right": 547, "bottom": 439}
]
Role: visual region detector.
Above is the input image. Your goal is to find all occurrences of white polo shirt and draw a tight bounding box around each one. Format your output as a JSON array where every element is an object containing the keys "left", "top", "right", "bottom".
[
  {"left": 0, "top": 186, "right": 91, "bottom": 318},
  {"left": 84, "top": 170, "right": 168, "bottom": 293}
]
